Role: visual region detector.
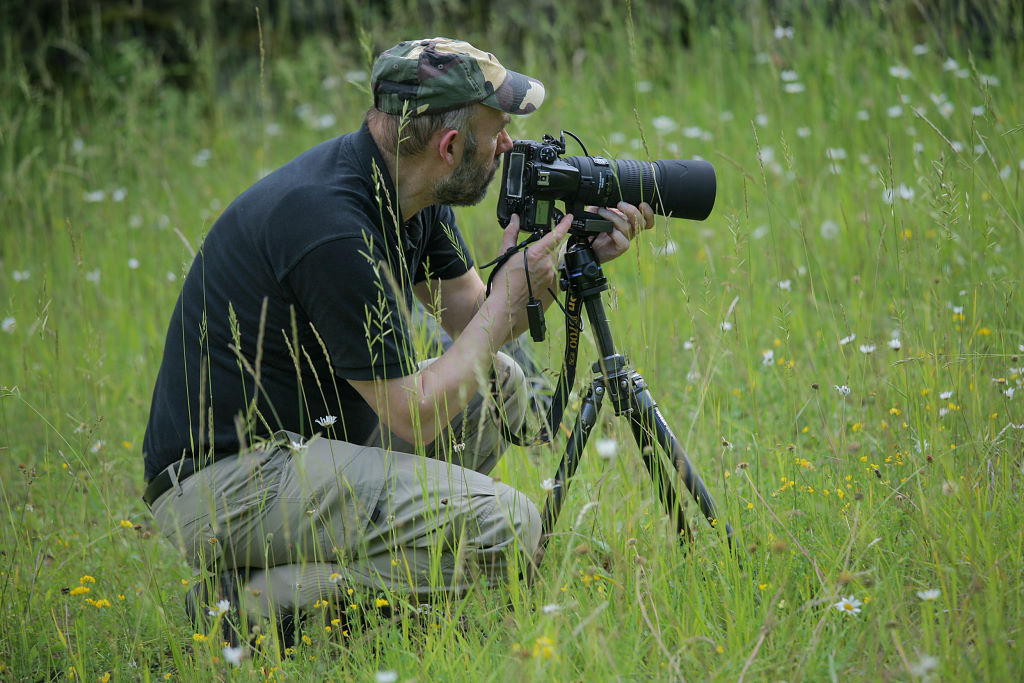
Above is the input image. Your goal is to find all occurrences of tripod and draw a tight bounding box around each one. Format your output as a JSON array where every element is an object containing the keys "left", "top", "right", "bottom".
[{"left": 530, "top": 237, "right": 733, "bottom": 572}]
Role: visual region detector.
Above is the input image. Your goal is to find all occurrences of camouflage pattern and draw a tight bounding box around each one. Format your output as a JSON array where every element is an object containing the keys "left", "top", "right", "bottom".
[{"left": 371, "top": 37, "right": 545, "bottom": 116}]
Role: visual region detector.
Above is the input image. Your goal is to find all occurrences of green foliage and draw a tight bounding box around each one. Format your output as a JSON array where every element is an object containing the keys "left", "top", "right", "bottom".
[{"left": 2, "top": 1, "right": 1023, "bottom": 680}]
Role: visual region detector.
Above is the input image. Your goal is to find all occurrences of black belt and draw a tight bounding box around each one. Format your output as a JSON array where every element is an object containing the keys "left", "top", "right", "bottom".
[{"left": 143, "top": 457, "right": 211, "bottom": 507}]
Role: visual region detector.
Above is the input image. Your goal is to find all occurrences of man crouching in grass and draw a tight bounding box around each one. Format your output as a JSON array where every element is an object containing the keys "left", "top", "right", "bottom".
[{"left": 140, "top": 36, "right": 653, "bottom": 654}]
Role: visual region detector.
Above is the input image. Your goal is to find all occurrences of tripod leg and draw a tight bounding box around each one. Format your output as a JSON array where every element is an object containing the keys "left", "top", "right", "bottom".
[
  {"left": 529, "top": 382, "right": 605, "bottom": 578},
  {"left": 627, "top": 374, "right": 733, "bottom": 547}
]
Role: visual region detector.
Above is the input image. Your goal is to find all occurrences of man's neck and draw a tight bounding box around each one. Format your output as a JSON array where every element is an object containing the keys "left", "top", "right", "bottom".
[{"left": 368, "top": 125, "right": 438, "bottom": 221}]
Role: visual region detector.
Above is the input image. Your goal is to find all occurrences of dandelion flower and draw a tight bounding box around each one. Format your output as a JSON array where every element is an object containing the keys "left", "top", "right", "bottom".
[
  {"left": 917, "top": 588, "right": 941, "bottom": 601},
  {"left": 833, "top": 595, "right": 862, "bottom": 615}
]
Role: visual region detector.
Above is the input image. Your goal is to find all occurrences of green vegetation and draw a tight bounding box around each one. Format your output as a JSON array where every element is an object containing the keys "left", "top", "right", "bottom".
[{"left": 2, "top": 2, "right": 1022, "bottom": 680}]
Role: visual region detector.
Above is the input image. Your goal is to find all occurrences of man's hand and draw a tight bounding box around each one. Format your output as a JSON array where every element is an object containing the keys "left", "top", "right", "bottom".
[
  {"left": 587, "top": 201, "right": 655, "bottom": 264},
  {"left": 488, "top": 212, "right": 572, "bottom": 339}
]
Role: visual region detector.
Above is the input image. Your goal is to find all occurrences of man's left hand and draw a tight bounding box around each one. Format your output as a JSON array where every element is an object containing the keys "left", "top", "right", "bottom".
[{"left": 587, "top": 201, "right": 655, "bottom": 263}]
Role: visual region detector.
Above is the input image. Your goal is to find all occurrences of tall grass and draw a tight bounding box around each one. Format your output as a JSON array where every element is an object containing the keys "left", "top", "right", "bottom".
[{"left": 2, "top": 2, "right": 1023, "bottom": 680}]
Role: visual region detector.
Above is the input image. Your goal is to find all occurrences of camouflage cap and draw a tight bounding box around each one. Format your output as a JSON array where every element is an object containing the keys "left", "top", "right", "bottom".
[{"left": 371, "top": 37, "right": 545, "bottom": 116}]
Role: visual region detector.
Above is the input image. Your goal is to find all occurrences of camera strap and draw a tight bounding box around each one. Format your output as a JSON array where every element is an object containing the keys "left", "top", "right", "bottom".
[
  {"left": 502, "top": 289, "right": 582, "bottom": 448},
  {"left": 481, "top": 233, "right": 581, "bottom": 448}
]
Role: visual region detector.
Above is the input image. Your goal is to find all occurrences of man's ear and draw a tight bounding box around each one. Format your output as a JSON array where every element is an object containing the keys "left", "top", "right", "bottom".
[{"left": 437, "top": 128, "right": 460, "bottom": 166}]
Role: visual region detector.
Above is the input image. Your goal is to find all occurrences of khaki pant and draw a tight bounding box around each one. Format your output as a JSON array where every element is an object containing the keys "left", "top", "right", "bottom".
[{"left": 149, "top": 352, "right": 539, "bottom": 618}]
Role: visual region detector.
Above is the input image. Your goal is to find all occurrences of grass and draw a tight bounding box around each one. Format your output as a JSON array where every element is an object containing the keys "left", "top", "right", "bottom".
[{"left": 2, "top": 2, "right": 1023, "bottom": 680}]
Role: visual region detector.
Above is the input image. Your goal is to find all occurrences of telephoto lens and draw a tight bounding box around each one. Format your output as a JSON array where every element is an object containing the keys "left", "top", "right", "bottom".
[{"left": 564, "top": 156, "right": 716, "bottom": 221}]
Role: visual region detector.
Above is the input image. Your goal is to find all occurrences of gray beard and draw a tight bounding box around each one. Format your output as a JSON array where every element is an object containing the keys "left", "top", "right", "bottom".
[{"left": 432, "top": 137, "right": 499, "bottom": 207}]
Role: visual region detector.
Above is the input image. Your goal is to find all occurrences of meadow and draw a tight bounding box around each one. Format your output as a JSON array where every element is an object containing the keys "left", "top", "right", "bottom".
[{"left": 2, "top": 2, "right": 1023, "bottom": 680}]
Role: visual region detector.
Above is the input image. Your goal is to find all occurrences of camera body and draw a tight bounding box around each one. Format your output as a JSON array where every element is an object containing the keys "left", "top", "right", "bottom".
[{"left": 496, "top": 131, "right": 717, "bottom": 235}]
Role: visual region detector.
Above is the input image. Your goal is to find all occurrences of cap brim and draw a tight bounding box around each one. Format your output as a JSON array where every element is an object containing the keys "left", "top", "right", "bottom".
[{"left": 482, "top": 69, "right": 545, "bottom": 115}]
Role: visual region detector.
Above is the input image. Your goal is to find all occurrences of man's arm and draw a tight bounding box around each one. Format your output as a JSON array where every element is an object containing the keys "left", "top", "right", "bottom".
[
  {"left": 412, "top": 269, "right": 486, "bottom": 340},
  {"left": 347, "top": 214, "right": 571, "bottom": 445}
]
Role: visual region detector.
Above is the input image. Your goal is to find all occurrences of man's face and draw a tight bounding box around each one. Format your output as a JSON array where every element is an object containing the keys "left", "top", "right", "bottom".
[{"left": 433, "top": 108, "right": 513, "bottom": 207}]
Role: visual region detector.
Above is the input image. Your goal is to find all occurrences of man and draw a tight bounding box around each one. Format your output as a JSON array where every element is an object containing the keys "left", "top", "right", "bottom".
[{"left": 141, "top": 37, "right": 653, "bottom": 646}]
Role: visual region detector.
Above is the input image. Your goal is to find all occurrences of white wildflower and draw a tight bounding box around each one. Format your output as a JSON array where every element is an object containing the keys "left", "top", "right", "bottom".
[
  {"left": 315, "top": 415, "right": 337, "bottom": 428},
  {"left": 192, "top": 149, "right": 212, "bottom": 167},
  {"left": 858, "top": 344, "right": 876, "bottom": 354},
  {"left": 2, "top": 317, "right": 15, "bottom": 333},
  {"left": 917, "top": 588, "right": 941, "bottom": 601},
  {"left": 595, "top": 438, "right": 618, "bottom": 460},
  {"left": 128, "top": 258, "right": 140, "bottom": 270},
  {"left": 839, "top": 333, "right": 856, "bottom": 346},
  {"left": 820, "top": 220, "right": 840, "bottom": 240},
  {"left": 778, "top": 279, "right": 792, "bottom": 291},
  {"left": 888, "top": 64, "right": 913, "bottom": 79},
  {"left": 652, "top": 116, "right": 678, "bottom": 134},
  {"left": 762, "top": 349, "right": 774, "bottom": 366},
  {"left": 375, "top": 671, "right": 399, "bottom": 683},
  {"left": 208, "top": 599, "right": 230, "bottom": 617},
  {"left": 540, "top": 478, "right": 557, "bottom": 491},
  {"left": 888, "top": 338, "right": 902, "bottom": 350},
  {"left": 222, "top": 645, "right": 244, "bottom": 666},
  {"left": 833, "top": 595, "right": 862, "bottom": 615},
  {"left": 835, "top": 385, "right": 851, "bottom": 397},
  {"left": 542, "top": 603, "right": 562, "bottom": 615}
]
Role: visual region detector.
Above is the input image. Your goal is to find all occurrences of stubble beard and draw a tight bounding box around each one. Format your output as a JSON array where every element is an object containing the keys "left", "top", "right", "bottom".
[{"left": 432, "top": 133, "right": 500, "bottom": 207}]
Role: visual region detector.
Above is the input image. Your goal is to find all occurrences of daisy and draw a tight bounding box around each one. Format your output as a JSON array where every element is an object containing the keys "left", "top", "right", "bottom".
[
  {"left": 833, "top": 595, "right": 862, "bottom": 615},
  {"left": 315, "top": 415, "right": 337, "bottom": 428},
  {"left": 917, "top": 588, "right": 941, "bottom": 601},
  {"left": 835, "top": 385, "right": 851, "bottom": 397}
]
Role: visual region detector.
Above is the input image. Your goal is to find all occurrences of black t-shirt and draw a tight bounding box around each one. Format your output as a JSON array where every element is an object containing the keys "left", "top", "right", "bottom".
[{"left": 142, "top": 122, "right": 473, "bottom": 481}]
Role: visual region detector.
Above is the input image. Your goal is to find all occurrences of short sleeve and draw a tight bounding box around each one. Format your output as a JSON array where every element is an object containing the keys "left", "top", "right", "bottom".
[
  {"left": 284, "top": 234, "right": 419, "bottom": 381},
  {"left": 415, "top": 205, "right": 474, "bottom": 282}
]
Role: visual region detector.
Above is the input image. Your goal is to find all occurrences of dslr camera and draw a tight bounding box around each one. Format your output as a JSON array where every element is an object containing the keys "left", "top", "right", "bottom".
[{"left": 497, "top": 131, "right": 716, "bottom": 234}]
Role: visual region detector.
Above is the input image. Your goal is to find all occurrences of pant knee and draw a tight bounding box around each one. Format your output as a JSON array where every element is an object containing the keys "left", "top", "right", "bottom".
[{"left": 494, "top": 482, "right": 541, "bottom": 555}]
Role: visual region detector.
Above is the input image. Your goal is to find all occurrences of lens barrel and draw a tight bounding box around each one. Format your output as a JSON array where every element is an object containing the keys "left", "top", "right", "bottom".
[{"left": 565, "top": 156, "right": 716, "bottom": 221}]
